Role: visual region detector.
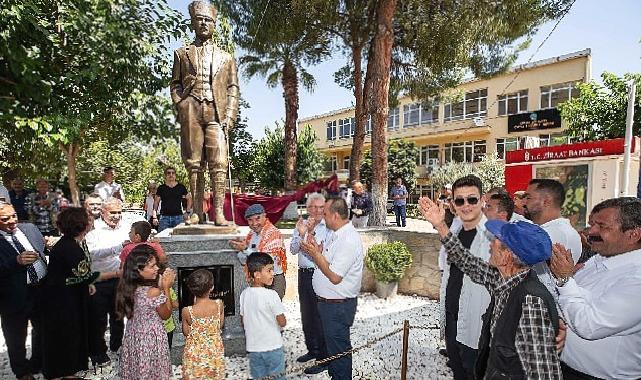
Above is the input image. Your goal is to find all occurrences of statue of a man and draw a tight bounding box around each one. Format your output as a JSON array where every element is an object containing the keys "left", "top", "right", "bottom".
[{"left": 170, "top": 1, "right": 239, "bottom": 225}]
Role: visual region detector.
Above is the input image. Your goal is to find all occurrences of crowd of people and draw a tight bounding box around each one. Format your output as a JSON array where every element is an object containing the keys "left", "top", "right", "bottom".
[{"left": 1, "top": 166, "right": 640, "bottom": 380}]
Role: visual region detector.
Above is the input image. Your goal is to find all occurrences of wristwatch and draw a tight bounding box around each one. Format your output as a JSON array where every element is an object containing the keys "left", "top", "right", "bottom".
[{"left": 555, "top": 276, "right": 570, "bottom": 287}]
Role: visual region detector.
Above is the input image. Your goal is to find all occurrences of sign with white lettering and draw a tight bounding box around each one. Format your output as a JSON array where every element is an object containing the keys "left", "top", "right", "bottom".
[
  {"left": 506, "top": 138, "right": 631, "bottom": 164},
  {"left": 508, "top": 108, "right": 561, "bottom": 133}
]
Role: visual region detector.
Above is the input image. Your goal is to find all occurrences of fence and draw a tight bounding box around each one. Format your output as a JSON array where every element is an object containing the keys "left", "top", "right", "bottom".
[{"left": 258, "top": 320, "right": 440, "bottom": 380}]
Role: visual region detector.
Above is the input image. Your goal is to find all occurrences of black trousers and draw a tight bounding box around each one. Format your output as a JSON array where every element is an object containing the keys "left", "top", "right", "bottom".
[
  {"left": 0, "top": 287, "right": 42, "bottom": 378},
  {"left": 88, "top": 278, "right": 124, "bottom": 361},
  {"left": 445, "top": 311, "right": 478, "bottom": 380},
  {"left": 561, "top": 362, "right": 604, "bottom": 380},
  {"left": 298, "top": 269, "right": 326, "bottom": 359}
]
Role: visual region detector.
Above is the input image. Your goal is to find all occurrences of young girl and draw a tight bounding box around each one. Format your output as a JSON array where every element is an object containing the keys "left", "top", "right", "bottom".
[
  {"left": 116, "top": 245, "right": 175, "bottom": 380},
  {"left": 182, "top": 269, "right": 225, "bottom": 379}
]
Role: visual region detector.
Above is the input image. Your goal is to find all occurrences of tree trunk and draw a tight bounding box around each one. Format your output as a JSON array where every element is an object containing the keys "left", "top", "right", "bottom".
[
  {"left": 365, "top": 0, "right": 396, "bottom": 227},
  {"left": 282, "top": 59, "right": 299, "bottom": 191},
  {"left": 349, "top": 42, "right": 367, "bottom": 183},
  {"left": 61, "top": 142, "right": 81, "bottom": 206}
]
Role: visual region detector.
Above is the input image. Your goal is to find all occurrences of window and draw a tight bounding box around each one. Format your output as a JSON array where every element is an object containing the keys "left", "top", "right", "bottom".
[
  {"left": 387, "top": 107, "right": 400, "bottom": 130},
  {"left": 343, "top": 156, "right": 350, "bottom": 170},
  {"left": 539, "top": 133, "right": 579, "bottom": 147},
  {"left": 444, "top": 88, "right": 487, "bottom": 121},
  {"left": 326, "top": 120, "right": 336, "bottom": 141},
  {"left": 324, "top": 155, "right": 337, "bottom": 172},
  {"left": 540, "top": 82, "right": 580, "bottom": 109},
  {"left": 411, "top": 184, "right": 439, "bottom": 203},
  {"left": 417, "top": 145, "right": 440, "bottom": 166},
  {"left": 496, "top": 137, "right": 521, "bottom": 159},
  {"left": 338, "top": 117, "right": 355, "bottom": 139},
  {"left": 444, "top": 140, "right": 486, "bottom": 163},
  {"left": 403, "top": 101, "right": 439, "bottom": 127},
  {"left": 498, "top": 90, "right": 528, "bottom": 116}
]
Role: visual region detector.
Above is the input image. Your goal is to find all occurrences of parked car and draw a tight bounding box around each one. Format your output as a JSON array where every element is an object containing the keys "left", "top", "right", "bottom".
[{"left": 386, "top": 199, "right": 395, "bottom": 213}]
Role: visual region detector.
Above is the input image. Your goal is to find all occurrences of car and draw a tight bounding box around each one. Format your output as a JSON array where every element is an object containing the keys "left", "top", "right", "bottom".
[{"left": 386, "top": 199, "right": 395, "bottom": 213}]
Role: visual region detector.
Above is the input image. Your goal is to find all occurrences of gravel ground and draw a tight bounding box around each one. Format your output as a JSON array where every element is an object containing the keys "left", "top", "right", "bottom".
[{"left": 0, "top": 293, "right": 451, "bottom": 379}]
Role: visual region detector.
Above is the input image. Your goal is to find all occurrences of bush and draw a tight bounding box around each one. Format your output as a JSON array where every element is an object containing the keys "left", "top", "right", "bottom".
[{"left": 365, "top": 241, "right": 413, "bottom": 283}]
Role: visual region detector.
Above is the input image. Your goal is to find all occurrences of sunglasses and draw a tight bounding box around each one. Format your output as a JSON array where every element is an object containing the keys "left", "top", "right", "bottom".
[{"left": 453, "top": 196, "right": 480, "bottom": 207}]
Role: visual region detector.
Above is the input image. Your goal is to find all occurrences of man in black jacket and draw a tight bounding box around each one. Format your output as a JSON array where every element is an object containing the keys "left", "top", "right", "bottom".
[
  {"left": 0, "top": 202, "right": 48, "bottom": 380},
  {"left": 420, "top": 197, "right": 561, "bottom": 379}
]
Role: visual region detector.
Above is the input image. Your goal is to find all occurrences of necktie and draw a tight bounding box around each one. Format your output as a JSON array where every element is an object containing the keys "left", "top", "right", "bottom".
[{"left": 11, "top": 234, "right": 39, "bottom": 284}]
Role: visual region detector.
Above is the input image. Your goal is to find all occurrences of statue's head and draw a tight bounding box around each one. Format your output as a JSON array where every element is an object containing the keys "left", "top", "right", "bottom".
[{"left": 188, "top": 1, "right": 216, "bottom": 41}]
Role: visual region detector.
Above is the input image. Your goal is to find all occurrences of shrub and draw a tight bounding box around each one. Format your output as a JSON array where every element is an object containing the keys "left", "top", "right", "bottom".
[{"left": 365, "top": 241, "right": 413, "bottom": 283}]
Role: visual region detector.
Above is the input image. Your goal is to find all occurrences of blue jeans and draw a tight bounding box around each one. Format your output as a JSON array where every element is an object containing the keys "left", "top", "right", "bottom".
[
  {"left": 317, "top": 298, "right": 357, "bottom": 380},
  {"left": 394, "top": 204, "right": 406, "bottom": 227},
  {"left": 248, "top": 347, "right": 285, "bottom": 379},
  {"left": 158, "top": 215, "right": 182, "bottom": 232}
]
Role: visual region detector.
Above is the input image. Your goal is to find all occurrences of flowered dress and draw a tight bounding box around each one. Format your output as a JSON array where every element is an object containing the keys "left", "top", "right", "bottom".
[
  {"left": 182, "top": 301, "right": 225, "bottom": 379},
  {"left": 119, "top": 286, "right": 172, "bottom": 380}
]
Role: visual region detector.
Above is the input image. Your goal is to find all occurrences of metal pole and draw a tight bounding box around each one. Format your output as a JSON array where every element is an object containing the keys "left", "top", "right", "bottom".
[
  {"left": 622, "top": 82, "right": 636, "bottom": 197},
  {"left": 401, "top": 320, "right": 410, "bottom": 380}
]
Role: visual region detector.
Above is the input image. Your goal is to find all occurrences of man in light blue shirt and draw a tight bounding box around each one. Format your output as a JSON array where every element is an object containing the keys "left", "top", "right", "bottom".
[
  {"left": 390, "top": 177, "right": 408, "bottom": 227},
  {"left": 290, "top": 193, "right": 332, "bottom": 374}
]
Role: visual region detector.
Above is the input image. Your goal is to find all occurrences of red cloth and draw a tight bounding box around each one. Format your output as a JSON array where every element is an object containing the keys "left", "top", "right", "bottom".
[{"left": 208, "top": 175, "right": 339, "bottom": 226}]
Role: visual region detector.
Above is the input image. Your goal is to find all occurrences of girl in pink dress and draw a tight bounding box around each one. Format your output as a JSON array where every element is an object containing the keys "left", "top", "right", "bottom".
[{"left": 116, "top": 245, "right": 176, "bottom": 380}]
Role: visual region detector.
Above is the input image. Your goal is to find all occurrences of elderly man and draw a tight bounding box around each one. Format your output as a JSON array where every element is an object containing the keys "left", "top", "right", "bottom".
[
  {"left": 84, "top": 193, "right": 103, "bottom": 221},
  {"left": 94, "top": 166, "right": 124, "bottom": 202},
  {"left": 420, "top": 197, "right": 561, "bottom": 379},
  {"left": 9, "top": 179, "right": 31, "bottom": 222},
  {"left": 550, "top": 197, "right": 641, "bottom": 380},
  {"left": 230, "top": 204, "right": 287, "bottom": 299},
  {"left": 524, "top": 179, "right": 581, "bottom": 296},
  {"left": 290, "top": 193, "right": 331, "bottom": 372},
  {"left": 350, "top": 181, "right": 372, "bottom": 228},
  {"left": 0, "top": 202, "right": 47, "bottom": 380},
  {"left": 300, "top": 197, "right": 363, "bottom": 380},
  {"left": 170, "top": 1, "right": 239, "bottom": 224},
  {"left": 85, "top": 197, "right": 140, "bottom": 367}
]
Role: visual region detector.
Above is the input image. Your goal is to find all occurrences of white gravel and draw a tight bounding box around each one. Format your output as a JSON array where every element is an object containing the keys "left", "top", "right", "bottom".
[{"left": 1, "top": 293, "right": 452, "bottom": 379}]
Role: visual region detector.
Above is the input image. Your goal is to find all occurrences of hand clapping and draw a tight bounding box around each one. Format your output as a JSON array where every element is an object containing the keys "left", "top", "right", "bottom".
[
  {"left": 550, "top": 243, "right": 575, "bottom": 279},
  {"left": 159, "top": 268, "right": 176, "bottom": 289}
]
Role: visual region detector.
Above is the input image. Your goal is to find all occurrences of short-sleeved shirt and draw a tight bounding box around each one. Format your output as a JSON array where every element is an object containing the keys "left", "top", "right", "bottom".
[
  {"left": 312, "top": 222, "right": 364, "bottom": 299},
  {"left": 240, "top": 287, "right": 285, "bottom": 352},
  {"left": 390, "top": 185, "right": 408, "bottom": 206},
  {"left": 156, "top": 183, "right": 188, "bottom": 216}
]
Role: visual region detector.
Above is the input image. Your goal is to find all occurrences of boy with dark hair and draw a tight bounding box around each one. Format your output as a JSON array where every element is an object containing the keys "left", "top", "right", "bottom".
[{"left": 240, "top": 252, "right": 287, "bottom": 380}]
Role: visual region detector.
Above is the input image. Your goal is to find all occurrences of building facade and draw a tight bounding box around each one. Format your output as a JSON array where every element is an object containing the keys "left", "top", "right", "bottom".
[{"left": 298, "top": 49, "right": 591, "bottom": 202}]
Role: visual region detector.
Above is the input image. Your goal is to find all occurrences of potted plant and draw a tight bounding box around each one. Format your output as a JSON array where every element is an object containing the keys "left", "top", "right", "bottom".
[{"left": 365, "top": 241, "right": 413, "bottom": 299}]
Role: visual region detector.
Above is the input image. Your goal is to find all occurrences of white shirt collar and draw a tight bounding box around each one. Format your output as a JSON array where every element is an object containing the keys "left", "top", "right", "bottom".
[{"left": 601, "top": 248, "right": 641, "bottom": 270}]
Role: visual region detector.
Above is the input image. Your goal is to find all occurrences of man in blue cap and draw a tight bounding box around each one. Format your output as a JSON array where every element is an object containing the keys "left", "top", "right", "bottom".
[
  {"left": 229, "top": 204, "right": 287, "bottom": 299},
  {"left": 419, "top": 196, "right": 562, "bottom": 379}
]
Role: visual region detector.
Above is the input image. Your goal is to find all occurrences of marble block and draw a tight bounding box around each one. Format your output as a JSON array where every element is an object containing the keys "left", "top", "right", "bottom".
[{"left": 159, "top": 233, "right": 248, "bottom": 363}]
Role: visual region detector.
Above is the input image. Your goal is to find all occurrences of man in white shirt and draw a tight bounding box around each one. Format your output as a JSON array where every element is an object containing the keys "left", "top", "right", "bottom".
[
  {"left": 290, "top": 193, "right": 331, "bottom": 372},
  {"left": 94, "top": 166, "right": 124, "bottom": 202},
  {"left": 524, "top": 179, "right": 582, "bottom": 296},
  {"left": 85, "top": 197, "right": 140, "bottom": 366},
  {"left": 550, "top": 197, "right": 641, "bottom": 379},
  {"left": 301, "top": 197, "right": 363, "bottom": 380}
]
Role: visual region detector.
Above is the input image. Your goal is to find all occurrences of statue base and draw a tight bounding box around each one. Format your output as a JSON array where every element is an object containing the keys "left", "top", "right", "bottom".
[{"left": 171, "top": 222, "right": 238, "bottom": 235}]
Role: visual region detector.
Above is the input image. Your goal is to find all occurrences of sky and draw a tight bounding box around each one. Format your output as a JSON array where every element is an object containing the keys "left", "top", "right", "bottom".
[{"left": 169, "top": 0, "right": 641, "bottom": 139}]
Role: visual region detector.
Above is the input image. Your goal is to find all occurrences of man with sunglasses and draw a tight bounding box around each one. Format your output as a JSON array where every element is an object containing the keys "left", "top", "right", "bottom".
[
  {"left": 436, "top": 175, "right": 492, "bottom": 380},
  {"left": 85, "top": 197, "right": 143, "bottom": 369},
  {"left": 0, "top": 202, "right": 47, "bottom": 380}
]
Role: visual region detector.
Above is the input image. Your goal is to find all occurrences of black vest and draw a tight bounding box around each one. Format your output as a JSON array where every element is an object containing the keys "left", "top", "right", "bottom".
[{"left": 475, "top": 270, "right": 559, "bottom": 380}]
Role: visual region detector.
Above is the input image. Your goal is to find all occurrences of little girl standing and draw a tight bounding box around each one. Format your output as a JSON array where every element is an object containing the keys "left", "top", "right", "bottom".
[
  {"left": 182, "top": 269, "right": 225, "bottom": 379},
  {"left": 116, "top": 245, "right": 176, "bottom": 380}
]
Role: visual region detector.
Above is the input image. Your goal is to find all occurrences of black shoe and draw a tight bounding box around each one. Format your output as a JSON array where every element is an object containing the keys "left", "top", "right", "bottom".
[
  {"left": 439, "top": 348, "right": 448, "bottom": 357},
  {"left": 304, "top": 364, "right": 328, "bottom": 375},
  {"left": 297, "top": 352, "right": 316, "bottom": 363}
]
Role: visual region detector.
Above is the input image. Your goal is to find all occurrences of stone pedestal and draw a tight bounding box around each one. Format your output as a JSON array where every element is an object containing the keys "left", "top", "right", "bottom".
[{"left": 159, "top": 232, "right": 248, "bottom": 363}]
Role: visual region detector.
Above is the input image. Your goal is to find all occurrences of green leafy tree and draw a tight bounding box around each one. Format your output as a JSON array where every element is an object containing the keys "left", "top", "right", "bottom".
[
  {"left": 559, "top": 72, "right": 641, "bottom": 141},
  {"left": 253, "top": 124, "right": 325, "bottom": 192},
  {"left": 431, "top": 154, "right": 505, "bottom": 192},
  {"left": 0, "top": 0, "right": 183, "bottom": 204},
  {"left": 220, "top": 0, "right": 332, "bottom": 190},
  {"left": 229, "top": 100, "right": 256, "bottom": 192},
  {"left": 360, "top": 139, "right": 419, "bottom": 194}
]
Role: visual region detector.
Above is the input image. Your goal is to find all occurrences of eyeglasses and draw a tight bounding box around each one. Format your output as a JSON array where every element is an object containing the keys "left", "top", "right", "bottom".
[
  {"left": 0, "top": 214, "right": 17, "bottom": 222},
  {"left": 453, "top": 196, "right": 480, "bottom": 207},
  {"left": 165, "top": 171, "right": 176, "bottom": 175}
]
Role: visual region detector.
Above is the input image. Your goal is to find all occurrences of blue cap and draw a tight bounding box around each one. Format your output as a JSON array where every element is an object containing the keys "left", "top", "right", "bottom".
[
  {"left": 485, "top": 220, "right": 552, "bottom": 266},
  {"left": 244, "top": 203, "right": 265, "bottom": 218}
]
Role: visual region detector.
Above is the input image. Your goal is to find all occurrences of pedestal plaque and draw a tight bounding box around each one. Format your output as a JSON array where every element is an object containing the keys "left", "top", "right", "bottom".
[{"left": 159, "top": 232, "right": 248, "bottom": 363}]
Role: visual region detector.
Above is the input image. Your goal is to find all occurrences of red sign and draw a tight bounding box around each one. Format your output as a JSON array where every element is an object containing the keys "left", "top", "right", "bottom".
[{"left": 505, "top": 138, "right": 634, "bottom": 164}]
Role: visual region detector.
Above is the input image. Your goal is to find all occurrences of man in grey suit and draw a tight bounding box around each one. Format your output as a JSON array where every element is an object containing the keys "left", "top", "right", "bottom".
[
  {"left": 0, "top": 202, "right": 48, "bottom": 380},
  {"left": 170, "top": 0, "right": 239, "bottom": 225}
]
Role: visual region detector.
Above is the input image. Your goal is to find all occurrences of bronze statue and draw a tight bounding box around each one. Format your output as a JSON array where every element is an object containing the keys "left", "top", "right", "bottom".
[{"left": 170, "top": 1, "right": 239, "bottom": 225}]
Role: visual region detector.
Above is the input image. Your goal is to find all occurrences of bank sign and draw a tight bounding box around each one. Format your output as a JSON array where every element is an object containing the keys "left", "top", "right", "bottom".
[
  {"left": 506, "top": 138, "right": 632, "bottom": 164},
  {"left": 508, "top": 108, "right": 561, "bottom": 133}
]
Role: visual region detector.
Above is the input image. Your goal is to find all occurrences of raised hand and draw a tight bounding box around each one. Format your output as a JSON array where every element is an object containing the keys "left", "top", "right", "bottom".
[
  {"left": 160, "top": 268, "right": 176, "bottom": 289},
  {"left": 418, "top": 197, "right": 446, "bottom": 228},
  {"left": 295, "top": 217, "right": 308, "bottom": 236},
  {"left": 550, "top": 243, "right": 575, "bottom": 279}
]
